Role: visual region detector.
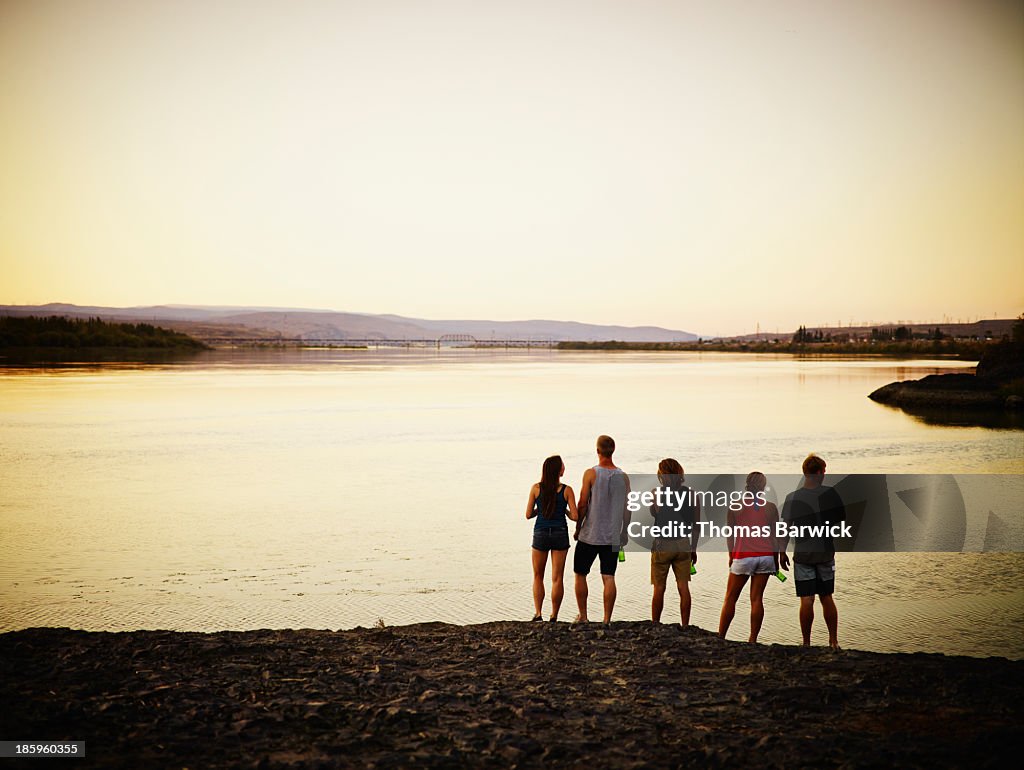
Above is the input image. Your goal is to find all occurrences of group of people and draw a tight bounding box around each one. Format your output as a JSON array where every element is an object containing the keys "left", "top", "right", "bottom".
[{"left": 523, "top": 435, "right": 844, "bottom": 648}]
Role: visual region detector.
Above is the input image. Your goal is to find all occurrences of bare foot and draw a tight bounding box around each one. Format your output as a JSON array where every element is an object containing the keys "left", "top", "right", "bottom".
[{"left": 572, "top": 614, "right": 589, "bottom": 624}]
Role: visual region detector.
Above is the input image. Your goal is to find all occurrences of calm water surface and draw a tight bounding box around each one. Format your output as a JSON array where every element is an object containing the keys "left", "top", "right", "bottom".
[{"left": 1, "top": 350, "right": 1021, "bottom": 657}]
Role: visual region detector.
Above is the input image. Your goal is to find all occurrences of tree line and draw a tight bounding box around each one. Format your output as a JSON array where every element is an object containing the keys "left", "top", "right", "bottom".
[{"left": 0, "top": 315, "right": 208, "bottom": 350}]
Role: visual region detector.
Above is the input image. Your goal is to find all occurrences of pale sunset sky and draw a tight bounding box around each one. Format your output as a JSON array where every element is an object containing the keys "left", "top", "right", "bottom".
[{"left": 1, "top": 0, "right": 1021, "bottom": 336}]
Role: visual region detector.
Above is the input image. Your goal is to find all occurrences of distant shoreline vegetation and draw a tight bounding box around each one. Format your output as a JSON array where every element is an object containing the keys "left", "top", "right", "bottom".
[
  {"left": 555, "top": 338, "right": 991, "bottom": 358},
  {"left": 0, "top": 315, "right": 208, "bottom": 352}
]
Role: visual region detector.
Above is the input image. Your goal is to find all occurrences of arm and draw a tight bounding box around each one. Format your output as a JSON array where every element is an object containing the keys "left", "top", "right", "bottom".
[
  {"left": 524, "top": 483, "right": 539, "bottom": 520},
  {"left": 577, "top": 468, "right": 595, "bottom": 517},
  {"left": 619, "top": 474, "right": 631, "bottom": 547},
  {"left": 778, "top": 495, "right": 791, "bottom": 570},
  {"left": 574, "top": 468, "right": 595, "bottom": 540},
  {"left": 767, "top": 502, "right": 783, "bottom": 572},
  {"left": 691, "top": 499, "right": 701, "bottom": 565},
  {"left": 725, "top": 508, "right": 735, "bottom": 567},
  {"left": 564, "top": 485, "right": 579, "bottom": 522}
]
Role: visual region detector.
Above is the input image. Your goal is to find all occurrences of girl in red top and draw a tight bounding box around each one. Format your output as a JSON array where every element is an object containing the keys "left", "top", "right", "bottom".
[{"left": 718, "top": 471, "right": 781, "bottom": 642}]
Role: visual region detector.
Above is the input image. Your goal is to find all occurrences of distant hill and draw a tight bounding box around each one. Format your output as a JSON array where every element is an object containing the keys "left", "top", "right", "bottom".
[
  {"left": 0, "top": 304, "right": 698, "bottom": 343},
  {"left": 374, "top": 314, "right": 696, "bottom": 342}
]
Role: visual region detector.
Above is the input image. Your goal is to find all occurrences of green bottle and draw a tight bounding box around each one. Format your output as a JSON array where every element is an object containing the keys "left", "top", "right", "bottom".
[
  {"left": 774, "top": 570, "right": 788, "bottom": 582},
  {"left": 618, "top": 547, "right": 626, "bottom": 562},
  {"left": 690, "top": 562, "right": 697, "bottom": 576}
]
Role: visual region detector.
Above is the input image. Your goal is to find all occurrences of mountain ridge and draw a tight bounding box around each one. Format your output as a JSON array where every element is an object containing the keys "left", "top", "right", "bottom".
[{"left": 0, "top": 304, "right": 699, "bottom": 342}]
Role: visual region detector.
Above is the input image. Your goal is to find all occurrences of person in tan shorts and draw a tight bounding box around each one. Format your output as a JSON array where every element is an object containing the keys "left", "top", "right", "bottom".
[{"left": 649, "top": 458, "right": 700, "bottom": 625}]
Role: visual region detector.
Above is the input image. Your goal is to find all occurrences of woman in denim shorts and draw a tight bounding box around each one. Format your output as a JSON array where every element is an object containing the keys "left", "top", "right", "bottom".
[{"left": 524, "top": 455, "right": 579, "bottom": 622}]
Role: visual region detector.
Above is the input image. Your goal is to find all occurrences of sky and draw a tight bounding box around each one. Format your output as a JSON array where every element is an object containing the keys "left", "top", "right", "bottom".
[{"left": 1, "top": 0, "right": 1021, "bottom": 336}]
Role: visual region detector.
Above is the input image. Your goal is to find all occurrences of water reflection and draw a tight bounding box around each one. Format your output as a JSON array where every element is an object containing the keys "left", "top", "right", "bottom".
[{"left": 0, "top": 350, "right": 1020, "bottom": 658}]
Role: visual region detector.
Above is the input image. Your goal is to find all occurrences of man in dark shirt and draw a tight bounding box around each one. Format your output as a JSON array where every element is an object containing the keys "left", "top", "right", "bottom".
[{"left": 780, "top": 454, "right": 845, "bottom": 649}]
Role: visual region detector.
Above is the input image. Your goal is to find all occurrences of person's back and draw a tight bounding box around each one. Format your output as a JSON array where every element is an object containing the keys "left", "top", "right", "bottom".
[
  {"left": 732, "top": 500, "right": 778, "bottom": 559},
  {"left": 651, "top": 483, "right": 697, "bottom": 533},
  {"left": 782, "top": 484, "right": 845, "bottom": 564},
  {"left": 534, "top": 484, "right": 570, "bottom": 531},
  {"left": 578, "top": 465, "right": 627, "bottom": 546}
]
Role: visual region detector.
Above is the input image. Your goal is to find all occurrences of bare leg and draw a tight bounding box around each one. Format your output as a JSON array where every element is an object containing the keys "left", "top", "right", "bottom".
[
  {"left": 748, "top": 574, "right": 770, "bottom": 643},
  {"left": 574, "top": 573, "right": 589, "bottom": 622},
  {"left": 652, "top": 581, "right": 666, "bottom": 622},
  {"left": 820, "top": 593, "right": 839, "bottom": 648},
  {"left": 799, "top": 595, "right": 816, "bottom": 645},
  {"left": 718, "top": 572, "right": 748, "bottom": 638},
  {"left": 550, "top": 549, "right": 568, "bottom": 621},
  {"left": 531, "top": 548, "right": 547, "bottom": 618},
  {"left": 601, "top": 574, "right": 617, "bottom": 623},
  {"left": 677, "top": 579, "right": 692, "bottom": 626}
]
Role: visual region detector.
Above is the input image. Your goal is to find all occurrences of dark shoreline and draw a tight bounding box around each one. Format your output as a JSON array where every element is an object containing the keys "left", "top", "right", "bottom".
[
  {"left": 2, "top": 622, "right": 1021, "bottom": 768},
  {"left": 0, "top": 347, "right": 208, "bottom": 363},
  {"left": 868, "top": 372, "right": 1021, "bottom": 410},
  {"left": 867, "top": 332, "right": 1023, "bottom": 426}
]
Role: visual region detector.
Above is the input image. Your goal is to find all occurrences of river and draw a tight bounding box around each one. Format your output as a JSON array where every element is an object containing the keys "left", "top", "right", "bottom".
[{"left": 1, "top": 350, "right": 1020, "bottom": 657}]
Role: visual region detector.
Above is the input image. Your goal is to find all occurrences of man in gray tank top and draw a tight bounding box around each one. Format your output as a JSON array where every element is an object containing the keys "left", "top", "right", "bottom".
[{"left": 573, "top": 435, "right": 631, "bottom": 624}]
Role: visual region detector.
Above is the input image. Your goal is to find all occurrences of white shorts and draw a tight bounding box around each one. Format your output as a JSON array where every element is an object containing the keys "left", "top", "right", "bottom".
[{"left": 730, "top": 555, "right": 776, "bottom": 576}]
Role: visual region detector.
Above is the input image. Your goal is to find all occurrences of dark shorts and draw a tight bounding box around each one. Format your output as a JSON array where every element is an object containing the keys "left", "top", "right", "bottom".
[
  {"left": 532, "top": 528, "right": 570, "bottom": 552},
  {"left": 573, "top": 541, "right": 619, "bottom": 576},
  {"left": 794, "top": 560, "right": 835, "bottom": 597}
]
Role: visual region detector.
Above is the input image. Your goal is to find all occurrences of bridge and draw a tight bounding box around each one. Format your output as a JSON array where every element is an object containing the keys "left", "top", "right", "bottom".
[{"left": 201, "top": 335, "right": 557, "bottom": 349}]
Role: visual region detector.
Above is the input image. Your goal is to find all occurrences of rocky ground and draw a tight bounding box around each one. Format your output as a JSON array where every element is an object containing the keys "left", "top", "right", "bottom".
[
  {"left": 1, "top": 622, "right": 1021, "bottom": 769},
  {"left": 868, "top": 372, "right": 1019, "bottom": 409}
]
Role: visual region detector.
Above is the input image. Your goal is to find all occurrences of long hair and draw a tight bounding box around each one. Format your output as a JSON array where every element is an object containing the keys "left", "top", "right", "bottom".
[
  {"left": 745, "top": 471, "right": 767, "bottom": 492},
  {"left": 657, "top": 458, "right": 684, "bottom": 491},
  {"left": 538, "top": 455, "right": 562, "bottom": 519},
  {"left": 745, "top": 471, "right": 767, "bottom": 508}
]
